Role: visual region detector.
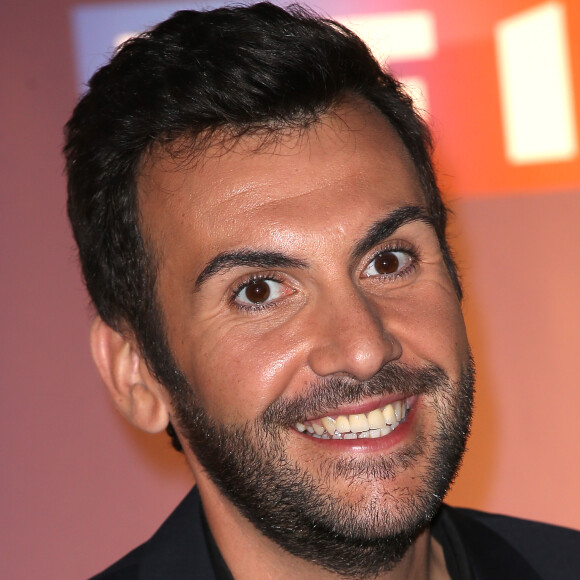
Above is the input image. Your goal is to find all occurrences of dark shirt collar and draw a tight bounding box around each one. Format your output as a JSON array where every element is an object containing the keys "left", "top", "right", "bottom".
[{"left": 431, "top": 505, "right": 475, "bottom": 580}]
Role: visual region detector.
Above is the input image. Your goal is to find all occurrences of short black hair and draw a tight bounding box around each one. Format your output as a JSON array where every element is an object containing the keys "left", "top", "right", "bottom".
[{"left": 65, "top": 2, "right": 461, "bottom": 449}]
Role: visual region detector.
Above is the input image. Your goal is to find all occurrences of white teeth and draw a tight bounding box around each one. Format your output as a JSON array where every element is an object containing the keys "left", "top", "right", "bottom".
[
  {"left": 383, "top": 404, "right": 397, "bottom": 425},
  {"left": 393, "top": 400, "right": 402, "bottom": 421},
  {"left": 348, "top": 413, "right": 369, "bottom": 433},
  {"left": 321, "top": 416, "right": 337, "bottom": 434},
  {"left": 335, "top": 415, "right": 351, "bottom": 433},
  {"left": 296, "top": 397, "right": 412, "bottom": 440},
  {"left": 367, "top": 408, "right": 386, "bottom": 429},
  {"left": 313, "top": 423, "right": 325, "bottom": 436}
]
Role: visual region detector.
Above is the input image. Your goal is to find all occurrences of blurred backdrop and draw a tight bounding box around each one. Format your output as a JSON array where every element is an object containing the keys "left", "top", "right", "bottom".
[{"left": 1, "top": 0, "right": 579, "bottom": 578}]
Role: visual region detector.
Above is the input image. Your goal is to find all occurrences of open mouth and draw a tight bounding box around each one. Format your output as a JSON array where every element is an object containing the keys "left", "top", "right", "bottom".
[{"left": 295, "top": 397, "right": 412, "bottom": 440}]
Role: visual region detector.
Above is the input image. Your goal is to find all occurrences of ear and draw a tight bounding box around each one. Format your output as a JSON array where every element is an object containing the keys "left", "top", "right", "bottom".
[{"left": 89, "top": 316, "right": 170, "bottom": 433}]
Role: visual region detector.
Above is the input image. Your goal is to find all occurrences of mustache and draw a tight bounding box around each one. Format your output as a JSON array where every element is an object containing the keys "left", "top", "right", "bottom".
[{"left": 261, "top": 362, "right": 450, "bottom": 428}]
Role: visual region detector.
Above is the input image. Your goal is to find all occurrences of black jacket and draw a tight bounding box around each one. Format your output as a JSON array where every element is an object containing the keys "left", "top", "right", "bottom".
[{"left": 91, "top": 487, "right": 580, "bottom": 579}]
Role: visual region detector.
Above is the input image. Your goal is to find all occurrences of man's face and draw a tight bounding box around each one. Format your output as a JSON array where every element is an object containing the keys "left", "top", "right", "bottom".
[{"left": 138, "top": 102, "right": 473, "bottom": 576}]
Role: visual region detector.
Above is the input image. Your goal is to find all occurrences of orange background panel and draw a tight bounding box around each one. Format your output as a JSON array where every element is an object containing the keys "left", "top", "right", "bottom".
[{"left": 384, "top": 0, "right": 580, "bottom": 196}]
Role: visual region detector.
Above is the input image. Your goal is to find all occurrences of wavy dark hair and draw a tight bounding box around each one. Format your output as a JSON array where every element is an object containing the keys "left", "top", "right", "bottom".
[{"left": 64, "top": 2, "right": 461, "bottom": 450}]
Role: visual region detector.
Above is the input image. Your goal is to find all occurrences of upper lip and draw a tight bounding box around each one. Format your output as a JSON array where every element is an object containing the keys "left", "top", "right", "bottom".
[{"left": 302, "top": 393, "right": 414, "bottom": 422}]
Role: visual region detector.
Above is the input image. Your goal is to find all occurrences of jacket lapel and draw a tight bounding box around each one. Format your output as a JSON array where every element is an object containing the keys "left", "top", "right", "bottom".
[
  {"left": 446, "top": 507, "right": 543, "bottom": 580},
  {"left": 140, "top": 488, "right": 217, "bottom": 580}
]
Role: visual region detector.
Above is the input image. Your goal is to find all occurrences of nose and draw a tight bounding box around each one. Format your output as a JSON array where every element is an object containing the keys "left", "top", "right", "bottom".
[{"left": 306, "top": 286, "right": 401, "bottom": 381}]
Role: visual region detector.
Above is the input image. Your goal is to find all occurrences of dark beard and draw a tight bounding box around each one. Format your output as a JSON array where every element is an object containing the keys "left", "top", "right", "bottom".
[{"left": 172, "top": 358, "right": 475, "bottom": 578}]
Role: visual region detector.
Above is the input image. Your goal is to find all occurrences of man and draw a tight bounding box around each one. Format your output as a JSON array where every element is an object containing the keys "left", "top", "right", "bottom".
[{"left": 65, "top": 3, "right": 579, "bottom": 579}]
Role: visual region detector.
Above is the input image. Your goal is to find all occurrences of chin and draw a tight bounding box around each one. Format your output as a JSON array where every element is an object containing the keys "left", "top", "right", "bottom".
[{"left": 173, "top": 358, "right": 474, "bottom": 577}]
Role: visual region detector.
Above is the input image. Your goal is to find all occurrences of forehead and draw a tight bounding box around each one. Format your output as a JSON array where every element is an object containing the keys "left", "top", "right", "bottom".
[{"left": 137, "top": 102, "right": 425, "bottom": 262}]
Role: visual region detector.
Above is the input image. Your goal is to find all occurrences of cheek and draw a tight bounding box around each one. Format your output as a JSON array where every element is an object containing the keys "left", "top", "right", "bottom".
[
  {"left": 388, "top": 282, "right": 468, "bottom": 376},
  {"left": 175, "top": 320, "right": 307, "bottom": 423}
]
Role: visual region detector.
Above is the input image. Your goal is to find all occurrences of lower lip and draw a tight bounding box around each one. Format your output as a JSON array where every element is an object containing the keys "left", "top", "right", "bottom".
[{"left": 297, "top": 402, "right": 418, "bottom": 453}]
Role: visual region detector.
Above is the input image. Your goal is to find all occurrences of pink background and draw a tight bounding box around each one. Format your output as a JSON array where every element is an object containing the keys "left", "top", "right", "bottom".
[{"left": 1, "top": 1, "right": 579, "bottom": 578}]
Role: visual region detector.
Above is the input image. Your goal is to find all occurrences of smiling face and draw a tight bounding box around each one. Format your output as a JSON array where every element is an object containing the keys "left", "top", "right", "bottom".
[{"left": 138, "top": 101, "right": 473, "bottom": 576}]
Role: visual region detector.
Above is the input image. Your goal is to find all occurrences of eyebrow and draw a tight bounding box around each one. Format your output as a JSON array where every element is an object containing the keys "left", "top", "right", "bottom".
[
  {"left": 350, "top": 205, "right": 434, "bottom": 265},
  {"left": 194, "top": 249, "right": 308, "bottom": 290},
  {"left": 194, "top": 205, "right": 433, "bottom": 290}
]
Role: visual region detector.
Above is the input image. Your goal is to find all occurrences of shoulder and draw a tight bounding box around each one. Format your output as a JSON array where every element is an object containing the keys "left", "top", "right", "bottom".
[
  {"left": 90, "top": 545, "right": 143, "bottom": 579},
  {"left": 444, "top": 505, "right": 580, "bottom": 579},
  {"left": 89, "top": 488, "right": 216, "bottom": 580},
  {"left": 455, "top": 507, "right": 580, "bottom": 540}
]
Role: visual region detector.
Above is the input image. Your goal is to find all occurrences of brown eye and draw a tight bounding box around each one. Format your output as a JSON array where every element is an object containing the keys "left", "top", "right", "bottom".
[
  {"left": 244, "top": 279, "right": 271, "bottom": 303},
  {"left": 234, "top": 277, "right": 290, "bottom": 308},
  {"left": 363, "top": 250, "right": 412, "bottom": 278},
  {"left": 374, "top": 251, "right": 400, "bottom": 275}
]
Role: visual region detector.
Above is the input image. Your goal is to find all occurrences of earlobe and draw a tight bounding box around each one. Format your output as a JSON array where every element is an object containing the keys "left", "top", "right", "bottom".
[{"left": 89, "top": 316, "right": 170, "bottom": 434}]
